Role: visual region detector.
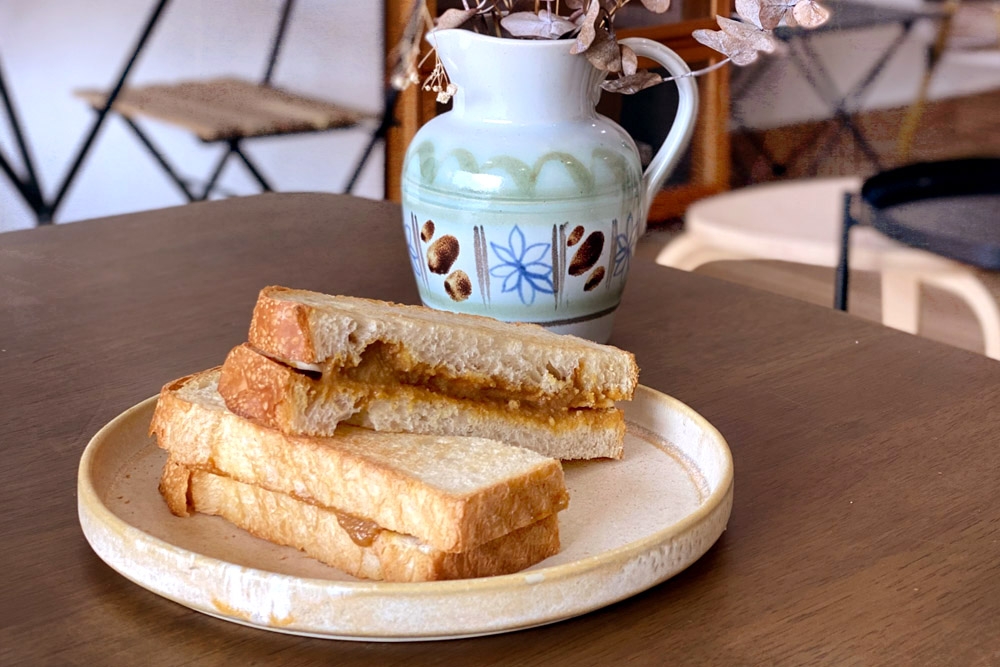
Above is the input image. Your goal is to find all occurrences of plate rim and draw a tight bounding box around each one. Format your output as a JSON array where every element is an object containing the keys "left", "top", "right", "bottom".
[{"left": 78, "top": 384, "right": 733, "bottom": 639}]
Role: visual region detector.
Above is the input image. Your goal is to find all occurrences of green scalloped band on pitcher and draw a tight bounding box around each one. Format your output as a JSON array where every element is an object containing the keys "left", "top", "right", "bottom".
[
  {"left": 400, "top": 29, "right": 698, "bottom": 342},
  {"left": 411, "top": 141, "right": 641, "bottom": 200}
]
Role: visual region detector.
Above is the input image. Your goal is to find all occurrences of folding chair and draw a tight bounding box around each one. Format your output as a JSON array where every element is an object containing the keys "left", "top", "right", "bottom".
[
  {"left": 729, "top": 0, "right": 943, "bottom": 180},
  {"left": 75, "top": 0, "right": 394, "bottom": 201},
  {"left": 1, "top": 0, "right": 172, "bottom": 225},
  {"left": 897, "top": 0, "right": 1000, "bottom": 160}
]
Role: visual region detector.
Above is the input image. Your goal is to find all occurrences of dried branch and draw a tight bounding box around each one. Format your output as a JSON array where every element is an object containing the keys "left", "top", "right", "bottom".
[{"left": 390, "top": 0, "right": 831, "bottom": 97}]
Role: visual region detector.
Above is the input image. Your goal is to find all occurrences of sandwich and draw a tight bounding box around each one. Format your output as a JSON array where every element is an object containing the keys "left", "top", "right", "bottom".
[
  {"left": 151, "top": 369, "right": 568, "bottom": 581},
  {"left": 217, "top": 286, "right": 638, "bottom": 460},
  {"left": 150, "top": 287, "right": 639, "bottom": 581}
]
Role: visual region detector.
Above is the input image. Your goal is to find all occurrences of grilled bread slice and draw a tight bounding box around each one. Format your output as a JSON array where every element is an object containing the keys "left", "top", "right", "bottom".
[
  {"left": 218, "top": 343, "right": 626, "bottom": 460},
  {"left": 150, "top": 369, "right": 569, "bottom": 553},
  {"left": 160, "top": 458, "right": 561, "bottom": 582},
  {"left": 246, "top": 286, "right": 638, "bottom": 409}
]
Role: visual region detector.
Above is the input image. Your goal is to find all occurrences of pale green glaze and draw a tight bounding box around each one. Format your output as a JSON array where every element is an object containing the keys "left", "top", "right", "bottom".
[
  {"left": 479, "top": 155, "right": 534, "bottom": 194},
  {"left": 407, "top": 141, "right": 637, "bottom": 200}
]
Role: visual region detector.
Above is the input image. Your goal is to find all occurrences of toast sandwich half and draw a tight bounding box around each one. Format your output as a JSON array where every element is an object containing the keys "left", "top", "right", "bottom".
[
  {"left": 160, "top": 458, "right": 561, "bottom": 582},
  {"left": 218, "top": 343, "right": 627, "bottom": 460},
  {"left": 218, "top": 286, "right": 639, "bottom": 459},
  {"left": 150, "top": 369, "right": 569, "bottom": 555}
]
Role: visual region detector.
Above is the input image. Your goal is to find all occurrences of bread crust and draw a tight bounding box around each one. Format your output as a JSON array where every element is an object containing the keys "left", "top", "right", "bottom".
[
  {"left": 218, "top": 343, "right": 625, "bottom": 460},
  {"left": 160, "top": 460, "right": 561, "bottom": 582},
  {"left": 247, "top": 292, "right": 317, "bottom": 363},
  {"left": 151, "top": 369, "right": 569, "bottom": 553},
  {"left": 246, "top": 286, "right": 639, "bottom": 409}
]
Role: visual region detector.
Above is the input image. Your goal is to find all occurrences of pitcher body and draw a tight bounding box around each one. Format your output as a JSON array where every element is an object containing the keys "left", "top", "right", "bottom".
[{"left": 401, "top": 29, "right": 696, "bottom": 342}]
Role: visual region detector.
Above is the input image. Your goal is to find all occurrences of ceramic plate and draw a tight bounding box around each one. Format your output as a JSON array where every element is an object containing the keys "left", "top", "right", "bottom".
[{"left": 78, "top": 385, "right": 733, "bottom": 641}]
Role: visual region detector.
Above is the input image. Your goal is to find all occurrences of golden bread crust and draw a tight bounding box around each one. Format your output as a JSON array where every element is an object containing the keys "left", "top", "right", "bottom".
[
  {"left": 247, "top": 290, "right": 317, "bottom": 363},
  {"left": 159, "top": 461, "right": 561, "bottom": 582}
]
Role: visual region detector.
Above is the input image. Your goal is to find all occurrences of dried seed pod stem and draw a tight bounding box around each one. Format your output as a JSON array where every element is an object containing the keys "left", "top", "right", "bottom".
[{"left": 391, "top": 0, "right": 830, "bottom": 97}]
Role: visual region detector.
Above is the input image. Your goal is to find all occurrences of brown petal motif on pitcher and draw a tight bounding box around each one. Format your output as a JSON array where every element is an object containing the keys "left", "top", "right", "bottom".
[
  {"left": 427, "top": 235, "right": 460, "bottom": 274},
  {"left": 421, "top": 220, "right": 435, "bottom": 242},
  {"left": 567, "top": 225, "right": 584, "bottom": 247},
  {"left": 584, "top": 266, "right": 605, "bottom": 291},
  {"left": 444, "top": 270, "right": 472, "bottom": 301},
  {"left": 569, "top": 231, "right": 604, "bottom": 276}
]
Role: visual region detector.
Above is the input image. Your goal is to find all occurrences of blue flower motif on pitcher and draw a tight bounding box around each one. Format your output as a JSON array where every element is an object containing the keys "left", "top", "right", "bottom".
[
  {"left": 613, "top": 214, "right": 638, "bottom": 279},
  {"left": 490, "top": 226, "right": 554, "bottom": 305},
  {"left": 404, "top": 213, "right": 423, "bottom": 277}
]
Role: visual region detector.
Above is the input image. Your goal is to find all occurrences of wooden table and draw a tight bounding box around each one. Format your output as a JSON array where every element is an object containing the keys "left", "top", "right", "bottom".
[{"left": 2, "top": 193, "right": 999, "bottom": 664}]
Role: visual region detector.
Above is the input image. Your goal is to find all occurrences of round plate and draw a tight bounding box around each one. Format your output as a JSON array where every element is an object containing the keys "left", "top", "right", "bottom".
[{"left": 78, "top": 385, "right": 733, "bottom": 641}]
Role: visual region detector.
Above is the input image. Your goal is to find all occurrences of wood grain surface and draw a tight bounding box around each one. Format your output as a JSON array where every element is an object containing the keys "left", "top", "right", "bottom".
[{"left": 2, "top": 193, "right": 999, "bottom": 665}]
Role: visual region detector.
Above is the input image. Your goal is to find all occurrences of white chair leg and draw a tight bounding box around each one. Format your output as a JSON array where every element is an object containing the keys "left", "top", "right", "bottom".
[
  {"left": 655, "top": 233, "right": 750, "bottom": 272},
  {"left": 881, "top": 269, "right": 921, "bottom": 335},
  {"left": 923, "top": 271, "right": 1000, "bottom": 360}
]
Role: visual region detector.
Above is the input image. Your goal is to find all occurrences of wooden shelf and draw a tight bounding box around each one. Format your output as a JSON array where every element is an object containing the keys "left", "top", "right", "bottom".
[{"left": 384, "top": 1, "right": 732, "bottom": 222}]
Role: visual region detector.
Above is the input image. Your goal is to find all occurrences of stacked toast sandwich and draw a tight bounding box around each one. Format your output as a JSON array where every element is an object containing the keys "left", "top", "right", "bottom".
[{"left": 150, "top": 286, "right": 639, "bottom": 582}]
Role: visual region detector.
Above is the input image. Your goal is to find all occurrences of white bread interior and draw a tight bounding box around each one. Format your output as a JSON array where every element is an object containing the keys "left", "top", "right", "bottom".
[
  {"left": 247, "top": 286, "right": 638, "bottom": 409},
  {"left": 150, "top": 369, "right": 569, "bottom": 553},
  {"left": 159, "top": 458, "right": 561, "bottom": 582},
  {"left": 218, "top": 343, "right": 625, "bottom": 460}
]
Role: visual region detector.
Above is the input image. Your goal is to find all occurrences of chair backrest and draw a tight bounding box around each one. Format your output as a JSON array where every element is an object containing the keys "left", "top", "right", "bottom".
[
  {"left": 897, "top": 0, "right": 1000, "bottom": 159},
  {"left": 947, "top": 0, "right": 1000, "bottom": 51},
  {"left": 944, "top": 0, "right": 1000, "bottom": 69},
  {"left": 261, "top": 0, "right": 297, "bottom": 86}
]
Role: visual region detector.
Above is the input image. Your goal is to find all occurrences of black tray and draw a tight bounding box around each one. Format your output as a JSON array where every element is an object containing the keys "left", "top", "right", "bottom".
[{"left": 859, "top": 157, "right": 1000, "bottom": 270}]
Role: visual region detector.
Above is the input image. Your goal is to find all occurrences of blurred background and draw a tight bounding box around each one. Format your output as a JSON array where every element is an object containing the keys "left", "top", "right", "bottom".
[
  {"left": 0, "top": 0, "right": 384, "bottom": 232},
  {"left": 0, "top": 0, "right": 997, "bottom": 232}
]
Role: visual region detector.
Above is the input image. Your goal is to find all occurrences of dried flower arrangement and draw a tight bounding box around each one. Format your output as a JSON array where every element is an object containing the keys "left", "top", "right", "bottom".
[{"left": 391, "top": 0, "right": 831, "bottom": 102}]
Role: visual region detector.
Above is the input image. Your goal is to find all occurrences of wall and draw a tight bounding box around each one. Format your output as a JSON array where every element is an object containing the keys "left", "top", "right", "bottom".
[{"left": 0, "top": 0, "right": 383, "bottom": 232}]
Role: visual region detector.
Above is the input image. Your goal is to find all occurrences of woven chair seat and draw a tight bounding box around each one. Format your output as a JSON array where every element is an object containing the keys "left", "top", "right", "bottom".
[{"left": 75, "top": 77, "right": 368, "bottom": 142}]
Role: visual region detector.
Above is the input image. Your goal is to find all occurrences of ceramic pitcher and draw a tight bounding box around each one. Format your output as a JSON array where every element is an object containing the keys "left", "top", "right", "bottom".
[{"left": 400, "top": 29, "right": 698, "bottom": 342}]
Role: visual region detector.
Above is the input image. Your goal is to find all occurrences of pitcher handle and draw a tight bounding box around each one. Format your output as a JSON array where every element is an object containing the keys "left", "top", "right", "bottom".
[{"left": 618, "top": 37, "right": 699, "bottom": 233}]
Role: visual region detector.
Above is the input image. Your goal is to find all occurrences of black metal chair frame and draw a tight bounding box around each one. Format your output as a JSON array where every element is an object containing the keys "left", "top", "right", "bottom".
[
  {"left": 730, "top": 0, "right": 942, "bottom": 181},
  {"left": 0, "top": 0, "right": 170, "bottom": 224},
  {"left": 0, "top": 0, "right": 394, "bottom": 225}
]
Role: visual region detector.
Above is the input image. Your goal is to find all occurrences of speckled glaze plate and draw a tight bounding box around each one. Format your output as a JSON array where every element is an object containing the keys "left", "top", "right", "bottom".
[{"left": 78, "top": 385, "right": 733, "bottom": 641}]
